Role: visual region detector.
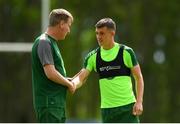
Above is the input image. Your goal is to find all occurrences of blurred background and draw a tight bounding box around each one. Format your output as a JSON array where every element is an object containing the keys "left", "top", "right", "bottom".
[{"left": 0, "top": 0, "right": 180, "bottom": 122}]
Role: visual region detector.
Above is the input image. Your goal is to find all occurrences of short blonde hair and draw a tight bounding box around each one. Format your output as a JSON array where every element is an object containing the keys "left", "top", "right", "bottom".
[{"left": 49, "top": 8, "right": 73, "bottom": 26}]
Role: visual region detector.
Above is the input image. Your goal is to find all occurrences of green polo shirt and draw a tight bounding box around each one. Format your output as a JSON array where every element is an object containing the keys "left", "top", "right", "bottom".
[
  {"left": 84, "top": 42, "right": 138, "bottom": 108},
  {"left": 31, "top": 34, "right": 67, "bottom": 109}
]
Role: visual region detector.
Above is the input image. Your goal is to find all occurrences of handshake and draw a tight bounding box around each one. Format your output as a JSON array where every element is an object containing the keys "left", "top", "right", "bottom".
[
  {"left": 65, "top": 69, "right": 89, "bottom": 94},
  {"left": 66, "top": 76, "right": 80, "bottom": 94}
]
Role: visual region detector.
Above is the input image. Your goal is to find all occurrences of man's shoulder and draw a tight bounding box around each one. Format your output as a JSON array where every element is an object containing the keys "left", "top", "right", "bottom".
[
  {"left": 38, "top": 34, "right": 51, "bottom": 43},
  {"left": 85, "top": 47, "right": 99, "bottom": 59},
  {"left": 83, "top": 47, "right": 99, "bottom": 69},
  {"left": 32, "top": 34, "right": 51, "bottom": 50},
  {"left": 120, "top": 44, "right": 133, "bottom": 52},
  {"left": 34, "top": 34, "right": 51, "bottom": 48},
  {"left": 121, "top": 44, "right": 137, "bottom": 61},
  {"left": 88, "top": 47, "right": 99, "bottom": 55}
]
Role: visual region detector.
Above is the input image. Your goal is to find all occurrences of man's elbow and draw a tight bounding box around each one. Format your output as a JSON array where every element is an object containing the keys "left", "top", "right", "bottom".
[
  {"left": 43, "top": 65, "right": 56, "bottom": 80},
  {"left": 45, "top": 71, "right": 54, "bottom": 80}
]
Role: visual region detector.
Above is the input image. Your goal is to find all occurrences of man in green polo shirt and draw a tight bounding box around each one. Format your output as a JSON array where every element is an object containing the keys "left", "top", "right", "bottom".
[
  {"left": 72, "top": 18, "right": 144, "bottom": 123},
  {"left": 31, "top": 9, "right": 76, "bottom": 123}
]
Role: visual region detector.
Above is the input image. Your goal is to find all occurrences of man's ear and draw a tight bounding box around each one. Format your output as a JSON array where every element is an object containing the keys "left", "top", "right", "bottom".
[
  {"left": 59, "top": 20, "right": 65, "bottom": 28},
  {"left": 111, "top": 30, "right": 115, "bottom": 36}
]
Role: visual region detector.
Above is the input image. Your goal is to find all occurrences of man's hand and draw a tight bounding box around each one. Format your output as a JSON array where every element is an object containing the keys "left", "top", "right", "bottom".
[
  {"left": 68, "top": 81, "right": 76, "bottom": 94},
  {"left": 66, "top": 77, "right": 72, "bottom": 81},
  {"left": 132, "top": 102, "right": 143, "bottom": 116}
]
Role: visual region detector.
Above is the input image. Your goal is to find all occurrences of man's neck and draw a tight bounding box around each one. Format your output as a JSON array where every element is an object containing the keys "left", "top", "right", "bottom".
[
  {"left": 102, "top": 40, "right": 115, "bottom": 50},
  {"left": 45, "top": 27, "right": 58, "bottom": 41}
]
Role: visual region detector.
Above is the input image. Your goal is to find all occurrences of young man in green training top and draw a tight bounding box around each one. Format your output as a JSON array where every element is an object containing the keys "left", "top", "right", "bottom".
[
  {"left": 72, "top": 18, "right": 144, "bottom": 123},
  {"left": 31, "top": 9, "right": 76, "bottom": 123}
]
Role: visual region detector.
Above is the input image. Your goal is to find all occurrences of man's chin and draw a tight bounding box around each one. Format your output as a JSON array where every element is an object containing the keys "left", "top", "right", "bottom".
[
  {"left": 98, "top": 42, "right": 103, "bottom": 46},
  {"left": 59, "top": 37, "right": 66, "bottom": 41}
]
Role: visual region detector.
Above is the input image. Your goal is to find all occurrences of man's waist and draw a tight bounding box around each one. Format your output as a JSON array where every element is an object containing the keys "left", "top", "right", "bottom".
[
  {"left": 33, "top": 95, "right": 66, "bottom": 108},
  {"left": 100, "top": 98, "right": 136, "bottom": 108}
]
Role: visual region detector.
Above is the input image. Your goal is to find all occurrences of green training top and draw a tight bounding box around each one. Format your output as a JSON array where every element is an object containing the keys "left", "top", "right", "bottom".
[
  {"left": 31, "top": 34, "right": 67, "bottom": 109},
  {"left": 84, "top": 42, "right": 138, "bottom": 108}
]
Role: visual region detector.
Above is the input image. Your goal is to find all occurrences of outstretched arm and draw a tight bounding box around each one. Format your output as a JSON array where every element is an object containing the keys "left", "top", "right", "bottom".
[
  {"left": 71, "top": 68, "right": 90, "bottom": 89},
  {"left": 131, "top": 64, "right": 144, "bottom": 116}
]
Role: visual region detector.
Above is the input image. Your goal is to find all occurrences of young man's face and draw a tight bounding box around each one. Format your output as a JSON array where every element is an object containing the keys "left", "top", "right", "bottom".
[
  {"left": 58, "top": 18, "right": 72, "bottom": 40},
  {"left": 95, "top": 27, "right": 114, "bottom": 46}
]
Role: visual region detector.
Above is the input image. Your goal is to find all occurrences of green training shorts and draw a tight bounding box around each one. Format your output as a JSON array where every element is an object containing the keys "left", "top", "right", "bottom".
[
  {"left": 35, "top": 107, "right": 66, "bottom": 123},
  {"left": 101, "top": 103, "right": 139, "bottom": 123}
]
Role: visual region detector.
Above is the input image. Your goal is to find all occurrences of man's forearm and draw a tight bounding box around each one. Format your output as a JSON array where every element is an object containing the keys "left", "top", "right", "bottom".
[
  {"left": 72, "top": 68, "right": 90, "bottom": 89},
  {"left": 131, "top": 65, "right": 144, "bottom": 103},
  {"left": 51, "top": 70, "right": 72, "bottom": 87},
  {"left": 44, "top": 65, "right": 72, "bottom": 88},
  {"left": 137, "top": 82, "right": 144, "bottom": 103},
  {"left": 136, "top": 74, "right": 144, "bottom": 103}
]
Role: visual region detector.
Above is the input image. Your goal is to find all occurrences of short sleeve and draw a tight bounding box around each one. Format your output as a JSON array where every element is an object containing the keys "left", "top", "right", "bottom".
[
  {"left": 37, "top": 40, "right": 54, "bottom": 66},
  {"left": 123, "top": 46, "right": 138, "bottom": 68},
  {"left": 83, "top": 50, "right": 97, "bottom": 72}
]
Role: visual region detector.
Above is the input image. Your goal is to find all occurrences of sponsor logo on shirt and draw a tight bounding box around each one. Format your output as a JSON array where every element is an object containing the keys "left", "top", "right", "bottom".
[{"left": 99, "top": 66, "right": 121, "bottom": 71}]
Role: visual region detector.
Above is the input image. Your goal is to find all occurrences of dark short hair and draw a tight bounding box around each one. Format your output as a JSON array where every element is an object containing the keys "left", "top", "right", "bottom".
[
  {"left": 95, "top": 18, "right": 116, "bottom": 31},
  {"left": 49, "top": 8, "right": 73, "bottom": 27}
]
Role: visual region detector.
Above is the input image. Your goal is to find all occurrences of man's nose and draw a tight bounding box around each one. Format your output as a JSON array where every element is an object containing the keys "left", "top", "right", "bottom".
[
  {"left": 96, "top": 34, "right": 100, "bottom": 38},
  {"left": 68, "top": 29, "right": 70, "bottom": 33}
]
